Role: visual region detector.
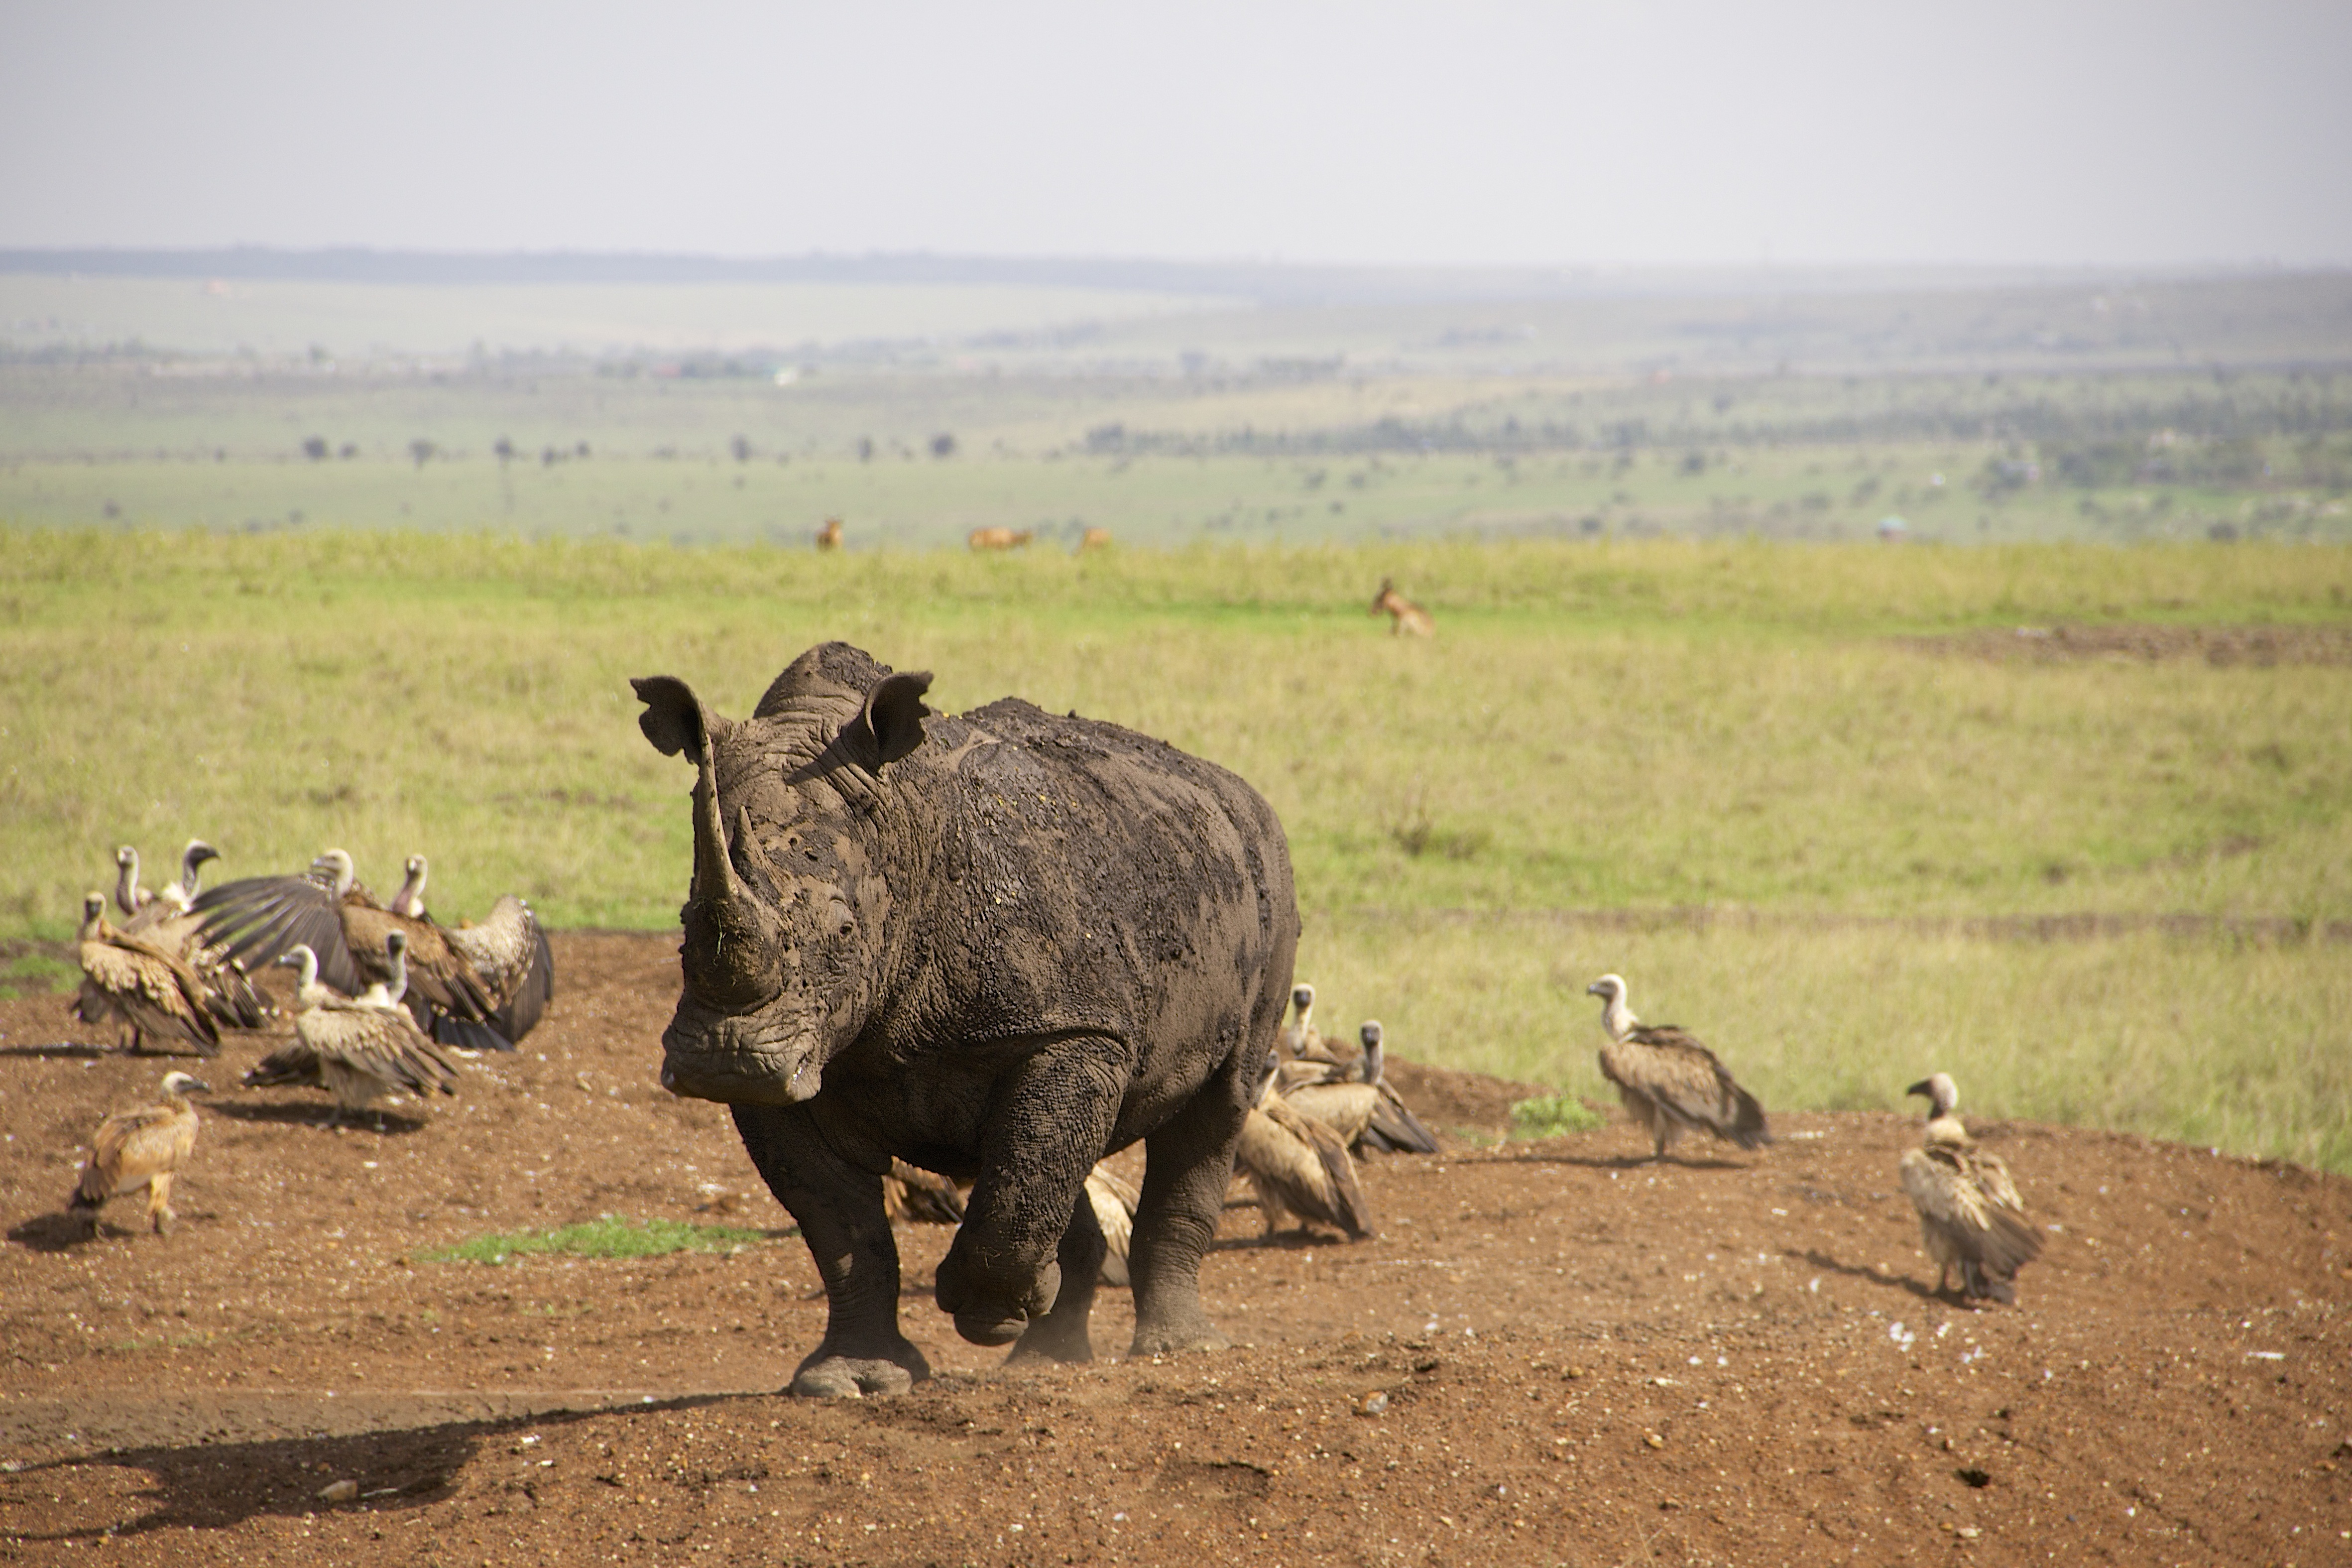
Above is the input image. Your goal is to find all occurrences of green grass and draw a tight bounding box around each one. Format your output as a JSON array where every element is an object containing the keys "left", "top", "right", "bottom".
[
  {"left": 418, "top": 1215, "right": 779, "bottom": 1266},
  {"left": 1509, "top": 1093, "right": 1609, "bottom": 1140},
  {"left": 2, "top": 529, "right": 2347, "bottom": 1170}
]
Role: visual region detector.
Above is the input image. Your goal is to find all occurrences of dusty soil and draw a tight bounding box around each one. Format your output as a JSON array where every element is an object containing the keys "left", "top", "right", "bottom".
[
  {"left": 1900, "top": 622, "right": 2352, "bottom": 667},
  {"left": 1, "top": 932, "right": 2346, "bottom": 1567}
]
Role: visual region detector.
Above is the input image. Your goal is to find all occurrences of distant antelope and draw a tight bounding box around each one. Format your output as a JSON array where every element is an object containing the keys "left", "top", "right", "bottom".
[
  {"left": 968, "top": 526, "right": 1035, "bottom": 551},
  {"left": 815, "top": 517, "right": 843, "bottom": 551},
  {"left": 1075, "top": 526, "right": 1113, "bottom": 553},
  {"left": 1370, "top": 577, "right": 1434, "bottom": 636}
]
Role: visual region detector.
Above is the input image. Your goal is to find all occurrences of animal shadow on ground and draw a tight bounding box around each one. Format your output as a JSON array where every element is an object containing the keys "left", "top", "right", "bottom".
[
  {"left": 1206, "top": 1230, "right": 1363, "bottom": 1255},
  {"left": 1791, "top": 1246, "right": 1942, "bottom": 1303},
  {"left": 207, "top": 1101, "right": 431, "bottom": 1136},
  {"left": 7, "top": 1213, "right": 94, "bottom": 1253},
  {"left": 0, "top": 1042, "right": 111, "bottom": 1060},
  {"left": 4, "top": 1397, "right": 747, "bottom": 1545}
]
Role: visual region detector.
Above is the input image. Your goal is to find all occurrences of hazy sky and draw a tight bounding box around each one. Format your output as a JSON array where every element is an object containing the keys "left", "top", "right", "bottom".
[{"left": 5, "top": 1, "right": 2347, "bottom": 269}]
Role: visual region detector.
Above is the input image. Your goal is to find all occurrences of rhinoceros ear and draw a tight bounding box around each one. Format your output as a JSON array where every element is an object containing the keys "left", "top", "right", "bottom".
[
  {"left": 632, "top": 676, "right": 734, "bottom": 758},
  {"left": 853, "top": 671, "right": 933, "bottom": 771}
]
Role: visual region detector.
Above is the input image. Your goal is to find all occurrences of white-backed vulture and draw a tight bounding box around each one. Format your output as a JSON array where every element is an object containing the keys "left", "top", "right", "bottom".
[
  {"left": 109, "top": 844, "right": 270, "bottom": 1029},
  {"left": 1285, "top": 1020, "right": 1442, "bottom": 1156},
  {"left": 68, "top": 1071, "right": 208, "bottom": 1237},
  {"left": 192, "top": 849, "right": 551, "bottom": 1050},
  {"left": 1232, "top": 1054, "right": 1376, "bottom": 1241},
  {"left": 1585, "top": 973, "right": 1769, "bottom": 1161},
  {"left": 1280, "top": 982, "right": 1336, "bottom": 1063},
  {"left": 882, "top": 1159, "right": 966, "bottom": 1225},
  {"left": 1085, "top": 1163, "right": 1141, "bottom": 1286},
  {"left": 1898, "top": 1073, "right": 2041, "bottom": 1305},
  {"left": 246, "top": 945, "right": 462, "bottom": 1124},
  {"left": 73, "top": 893, "right": 222, "bottom": 1057}
]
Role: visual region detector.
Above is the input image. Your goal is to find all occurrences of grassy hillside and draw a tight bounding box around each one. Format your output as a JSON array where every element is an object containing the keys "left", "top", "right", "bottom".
[{"left": 3, "top": 531, "right": 2347, "bottom": 1168}]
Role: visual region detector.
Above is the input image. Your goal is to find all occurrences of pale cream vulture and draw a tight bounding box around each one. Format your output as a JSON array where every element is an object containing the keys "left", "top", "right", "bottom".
[
  {"left": 1232, "top": 1054, "right": 1376, "bottom": 1241},
  {"left": 245, "top": 942, "right": 463, "bottom": 1124},
  {"left": 1585, "top": 973, "right": 1769, "bottom": 1161},
  {"left": 1898, "top": 1073, "right": 2041, "bottom": 1305},
  {"left": 73, "top": 893, "right": 222, "bottom": 1056},
  {"left": 68, "top": 1071, "right": 208, "bottom": 1237},
  {"left": 1282, "top": 1020, "right": 1441, "bottom": 1156}
]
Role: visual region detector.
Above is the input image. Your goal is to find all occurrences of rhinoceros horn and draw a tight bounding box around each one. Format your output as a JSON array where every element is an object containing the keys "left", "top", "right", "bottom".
[{"left": 632, "top": 675, "right": 784, "bottom": 1008}]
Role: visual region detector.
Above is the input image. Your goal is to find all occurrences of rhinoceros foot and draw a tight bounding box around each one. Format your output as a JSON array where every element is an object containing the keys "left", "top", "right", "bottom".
[
  {"left": 1129, "top": 1314, "right": 1233, "bottom": 1359},
  {"left": 935, "top": 1249, "right": 1059, "bottom": 1348},
  {"left": 789, "top": 1342, "right": 931, "bottom": 1399}
]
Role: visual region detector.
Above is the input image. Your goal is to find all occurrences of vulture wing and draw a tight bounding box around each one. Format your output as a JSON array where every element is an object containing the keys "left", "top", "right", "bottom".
[
  {"left": 1362, "top": 1081, "right": 1441, "bottom": 1155},
  {"left": 192, "top": 874, "right": 362, "bottom": 995},
  {"left": 1899, "top": 1144, "right": 2042, "bottom": 1304},
  {"left": 1286, "top": 1080, "right": 1378, "bottom": 1147},
  {"left": 882, "top": 1160, "right": 966, "bottom": 1225},
  {"left": 302, "top": 1001, "right": 463, "bottom": 1099},
  {"left": 77, "top": 936, "right": 221, "bottom": 1056},
  {"left": 1620, "top": 1025, "right": 1770, "bottom": 1149},
  {"left": 1238, "top": 1095, "right": 1377, "bottom": 1239},
  {"left": 340, "top": 905, "right": 497, "bottom": 1022},
  {"left": 1085, "top": 1162, "right": 1141, "bottom": 1286},
  {"left": 79, "top": 1102, "right": 197, "bottom": 1202}
]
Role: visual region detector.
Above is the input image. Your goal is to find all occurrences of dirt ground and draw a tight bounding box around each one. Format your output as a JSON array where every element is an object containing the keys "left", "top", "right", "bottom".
[{"left": 2, "top": 932, "right": 2346, "bottom": 1567}]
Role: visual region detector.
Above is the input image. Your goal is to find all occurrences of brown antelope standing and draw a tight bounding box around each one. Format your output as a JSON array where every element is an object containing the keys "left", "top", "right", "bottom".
[
  {"left": 1075, "top": 526, "right": 1113, "bottom": 553},
  {"left": 967, "top": 526, "right": 1035, "bottom": 551},
  {"left": 1370, "top": 576, "right": 1434, "bottom": 636},
  {"left": 815, "top": 517, "right": 843, "bottom": 550}
]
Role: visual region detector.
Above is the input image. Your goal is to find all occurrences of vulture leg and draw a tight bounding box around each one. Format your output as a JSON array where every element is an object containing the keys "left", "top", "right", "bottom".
[{"left": 146, "top": 1173, "right": 175, "bottom": 1235}]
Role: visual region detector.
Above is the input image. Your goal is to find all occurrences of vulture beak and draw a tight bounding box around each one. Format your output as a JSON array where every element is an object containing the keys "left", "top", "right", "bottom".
[{"left": 1585, "top": 981, "right": 1605, "bottom": 997}]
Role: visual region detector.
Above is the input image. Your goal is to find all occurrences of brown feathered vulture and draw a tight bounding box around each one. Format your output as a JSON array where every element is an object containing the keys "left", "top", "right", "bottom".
[
  {"left": 1283, "top": 1020, "right": 1441, "bottom": 1156},
  {"left": 73, "top": 893, "right": 222, "bottom": 1056},
  {"left": 245, "top": 942, "right": 463, "bottom": 1125},
  {"left": 1898, "top": 1072, "right": 2041, "bottom": 1305},
  {"left": 1585, "top": 973, "right": 1769, "bottom": 1161},
  {"left": 192, "top": 849, "right": 551, "bottom": 1050},
  {"left": 1232, "top": 1053, "right": 1376, "bottom": 1241},
  {"left": 67, "top": 1070, "right": 207, "bottom": 1237}
]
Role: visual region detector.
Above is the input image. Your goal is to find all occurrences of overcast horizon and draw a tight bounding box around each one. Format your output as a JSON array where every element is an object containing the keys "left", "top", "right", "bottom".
[{"left": 5, "top": 1, "right": 2349, "bottom": 272}]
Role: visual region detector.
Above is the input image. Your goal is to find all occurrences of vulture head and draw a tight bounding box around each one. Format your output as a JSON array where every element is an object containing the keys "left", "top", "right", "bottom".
[
  {"left": 1585, "top": 974, "right": 1628, "bottom": 1003},
  {"left": 159, "top": 1071, "right": 211, "bottom": 1097},
  {"left": 79, "top": 891, "right": 109, "bottom": 936},
  {"left": 1358, "top": 1019, "right": 1385, "bottom": 1084},
  {"left": 310, "top": 848, "right": 357, "bottom": 898},
  {"left": 1291, "top": 982, "right": 1315, "bottom": 1014},
  {"left": 1905, "top": 1072, "right": 1961, "bottom": 1119}
]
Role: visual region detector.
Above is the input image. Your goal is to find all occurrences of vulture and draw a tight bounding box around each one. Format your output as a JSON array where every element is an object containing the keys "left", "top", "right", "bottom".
[
  {"left": 192, "top": 849, "right": 551, "bottom": 1050},
  {"left": 882, "top": 1160, "right": 965, "bottom": 1225},
  {"left": 1280, "top": 982, "right": 1337, "bottom": 1064},
  {"left": 246, "top": 941, "right": 463, "bottom": 1125},
  {"left": 105, "top": 844, "right": 271, "bottom": 1029},
  {"left": 1232, "top": 1053, "right": 1376, "bottom": 1241},
  {"left": 67, "top": 1071, "right": 208, "bottom": 1237},
  {"left": 1585, "top": 973, "right": 1769, "bottom": 1161},
  {"left": 1898, "top": 1073, "right": 2041, "bottom": 1305},
  {"left": 877, "top": 1160, "right": 1142, "bottom": 1286},
  {"left": 1085, "top": 1163, "right": 1142, "bottom": 1287},
  {"left": 73, "top": 893, "right": 222, "bottom": 1057},
  {"left": 1283, "top": 1021, "right": 1442, "bottom": 1156}
]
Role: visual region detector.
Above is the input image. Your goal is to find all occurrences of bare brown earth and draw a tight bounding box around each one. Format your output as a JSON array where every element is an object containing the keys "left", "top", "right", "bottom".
[{"left": 2, "top": 932, "right": 2347, "bottom": 1567}]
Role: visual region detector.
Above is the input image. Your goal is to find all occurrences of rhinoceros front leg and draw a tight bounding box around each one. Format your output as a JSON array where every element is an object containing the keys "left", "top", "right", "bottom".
[
  {"left": 730, "top": 1103, "right": 931, "bottom": 1398},
  {"left": 1128, "top": 1044, "right": 1253, "bottom": 1358},
  {"left": 933, "top": 1039, "right": 1122, "bottom": 1349}
]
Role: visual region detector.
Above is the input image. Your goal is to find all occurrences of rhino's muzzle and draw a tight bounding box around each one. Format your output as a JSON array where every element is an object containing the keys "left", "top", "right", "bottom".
[{"left": 660, "top": 1017, "right": 826, "bottom": 1106}]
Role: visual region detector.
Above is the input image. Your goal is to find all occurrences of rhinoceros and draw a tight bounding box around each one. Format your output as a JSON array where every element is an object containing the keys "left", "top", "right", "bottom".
[{"left": 632, "top": 642, "right": 1298, "bottom": 1396}]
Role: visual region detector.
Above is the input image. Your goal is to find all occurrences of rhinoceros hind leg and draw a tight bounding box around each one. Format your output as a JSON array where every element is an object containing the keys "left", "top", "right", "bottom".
[
  {"left": 1006, "top": 1188, "right": 1107, "bottom": 1366},
  {"left": 1127, "top": 1038, "right": 1253, "bottom": 1359}
]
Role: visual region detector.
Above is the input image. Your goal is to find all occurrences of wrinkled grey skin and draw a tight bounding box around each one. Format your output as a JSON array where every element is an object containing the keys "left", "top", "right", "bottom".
[{"left": 632, "top": 642, "right": 1298, "bottom": 1398}]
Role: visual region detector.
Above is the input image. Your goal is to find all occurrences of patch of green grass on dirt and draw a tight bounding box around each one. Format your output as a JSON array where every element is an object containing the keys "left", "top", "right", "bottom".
[
  {"left": 0, "top": 950, "right": 77, "bottom": 999},
  {"left": 418, "top": 1215, "right": 778, "bottom": 1267},
  {"left": 1509, "top": 1093, "right": 1609, "bottom": 1140}
]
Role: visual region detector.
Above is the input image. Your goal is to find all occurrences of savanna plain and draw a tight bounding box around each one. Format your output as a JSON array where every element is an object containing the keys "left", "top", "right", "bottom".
[{"left": 2, "top": 270, "right": 2349, "bottom": 1565}]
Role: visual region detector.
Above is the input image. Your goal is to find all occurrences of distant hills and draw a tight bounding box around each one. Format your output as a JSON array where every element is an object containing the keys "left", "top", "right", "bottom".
[{"left": 0, "top": 245, "right": 2296, "bottom": 306}]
